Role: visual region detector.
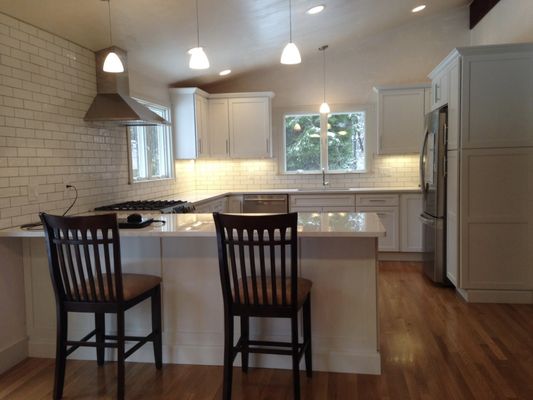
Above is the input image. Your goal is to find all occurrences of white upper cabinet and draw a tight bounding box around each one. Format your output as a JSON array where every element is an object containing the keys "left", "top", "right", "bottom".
[
  {"left": 208, "top": 98, "right": 230, "bottom": 158},
  {"left": 430, "top": 69, "right": 449, "bottom": 111},
  {"left": 447, "top": 59, "right": 460, "bottom": 150},
  {"left": 229, "top": 97, "right": 272, "bottom": 158},
  {"left": 461, "top": 49, "right": 533, "bottom": 149},
  {"left": 375, "top": 85, "right": 430, "bottom": 155},
  {"left": 171, "top": 89, "right": 273, "bottom": 160},
  {"left": 170, "top": 88, "right": 209, "bottom": 159}
]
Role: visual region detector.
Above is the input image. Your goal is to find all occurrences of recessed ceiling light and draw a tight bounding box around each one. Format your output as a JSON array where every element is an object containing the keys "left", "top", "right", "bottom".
[
  {"left": 219, "top": 69, "right": 231, "bottom": 76},
  {"left": 306, "top": 5, "right": 325, "bottom": 15},
  {"left": 412, "top": 5, "right": 426, "bottom": 13}
]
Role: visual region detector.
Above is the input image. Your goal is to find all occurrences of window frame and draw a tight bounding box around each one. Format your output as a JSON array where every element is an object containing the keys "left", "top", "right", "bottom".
[
  {"left": 127, "top": 99, "right": 175, "bottom": 184},
  {"left": 282, "top": 106, "right": 369, "bottom": 175}
]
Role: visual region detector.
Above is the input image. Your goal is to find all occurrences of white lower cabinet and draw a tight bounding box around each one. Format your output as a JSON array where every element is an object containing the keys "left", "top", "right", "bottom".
[
  {"left": 289, "top": 194, "right": 356, "bottom": 212},
  {"left": 357, "top": 206, "right": 399, "bottom": 252},
  {"left": 400, "top": 194, "right": 423, "bottom": 252},
  {"left": 194, "top": 197, "right": 228, "bottom": 213}
]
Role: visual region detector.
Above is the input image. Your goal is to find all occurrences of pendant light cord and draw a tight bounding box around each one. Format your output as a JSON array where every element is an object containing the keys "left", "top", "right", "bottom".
[
  {"left": 320, "top": 45, "right": 328, "bottom": 102},
  {"left": 289, "top": 0, "right": 293, "bottom": 42},
  {"left": 196, "top": 0, "right": 200, "bottom": 47},
  {"left": 107, "top": 0, "right": 113, "bottom": 45}
]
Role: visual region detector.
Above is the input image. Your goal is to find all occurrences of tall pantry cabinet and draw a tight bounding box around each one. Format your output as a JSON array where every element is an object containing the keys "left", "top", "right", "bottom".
[{"left": 429, "top": 43, "right": 533, "bottom": 303}]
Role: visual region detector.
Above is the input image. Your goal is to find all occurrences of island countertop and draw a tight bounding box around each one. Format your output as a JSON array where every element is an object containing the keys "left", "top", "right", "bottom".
[{"left": 0, "top": 212, "right": 386, "bottom": 238}]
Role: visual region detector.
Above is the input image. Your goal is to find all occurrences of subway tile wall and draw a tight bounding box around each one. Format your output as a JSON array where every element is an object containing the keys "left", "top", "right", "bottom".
[
  {"left": 178, "top": 154, "right": 420, "bottom": 191},
  {"left": 0, "top": 13, "right": 177, "bottom": 228}
]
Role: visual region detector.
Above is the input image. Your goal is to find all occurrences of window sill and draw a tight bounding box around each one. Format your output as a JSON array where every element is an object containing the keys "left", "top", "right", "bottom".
[{"left": 129, "top": 176, "right": 176, "bottom": 184}]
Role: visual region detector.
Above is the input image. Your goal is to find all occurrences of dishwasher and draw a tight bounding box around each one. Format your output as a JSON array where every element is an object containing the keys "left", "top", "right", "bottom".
[{"left": 242, "top": 194, "right": 289, "bottom": 213}]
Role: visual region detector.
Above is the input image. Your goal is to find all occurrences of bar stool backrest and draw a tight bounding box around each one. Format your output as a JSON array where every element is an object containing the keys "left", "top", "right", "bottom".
[
  {"left": 40, "top": 213, "right": 124, "bottom": 304},
  {"left": 213, "top": 212, "right": 299, "bottom": 310}
]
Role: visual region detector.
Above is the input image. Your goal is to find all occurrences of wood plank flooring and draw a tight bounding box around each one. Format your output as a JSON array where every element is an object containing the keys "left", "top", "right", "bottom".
[{"left": 1, "top": 261, "right": 533, "bottom": 399}]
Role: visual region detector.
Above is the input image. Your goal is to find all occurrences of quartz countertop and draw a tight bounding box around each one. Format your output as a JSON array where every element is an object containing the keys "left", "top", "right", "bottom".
[
  {"left": 0, "top": 212, "right": 386, "bottom": 238},
  {"left": 172, "top": 187, "right": 421, "bottom": 204}
]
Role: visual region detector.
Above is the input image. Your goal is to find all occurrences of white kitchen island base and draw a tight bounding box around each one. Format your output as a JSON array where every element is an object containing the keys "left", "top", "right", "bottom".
[{"left": 8, "top": 213, "right": 384, "bottom": 375}]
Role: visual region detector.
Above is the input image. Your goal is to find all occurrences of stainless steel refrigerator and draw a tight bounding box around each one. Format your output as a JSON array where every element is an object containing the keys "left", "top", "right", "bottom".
[{"left": 419, "top": 106, "right": 447, "bottom": 283}]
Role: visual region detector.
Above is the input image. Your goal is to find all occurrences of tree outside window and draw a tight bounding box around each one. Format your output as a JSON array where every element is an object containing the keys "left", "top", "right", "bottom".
[{"left": 284, "top": 111, "right": 365, "bottom": 173}]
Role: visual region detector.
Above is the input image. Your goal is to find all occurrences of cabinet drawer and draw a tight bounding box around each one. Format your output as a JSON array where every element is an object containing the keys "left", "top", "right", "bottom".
[
  {"left": 290, "top": 194, "right": 356, "bottom": 208},
  {"left": 356, "top": 194, "right": 399, "bottom": 207}
]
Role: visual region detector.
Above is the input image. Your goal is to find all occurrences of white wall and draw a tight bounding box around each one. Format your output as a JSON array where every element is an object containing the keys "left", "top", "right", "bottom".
[{"left": 470, "top": 0, "right": 533, "bottom": 45}]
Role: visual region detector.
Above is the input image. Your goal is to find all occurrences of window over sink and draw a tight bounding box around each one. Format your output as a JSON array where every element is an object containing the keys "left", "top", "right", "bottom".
[
  {"left": 283, "top": 111, "right": 366, "bottom": 173},
  {"left": 128, "top": 100, "right": 174, "bottom": 183}
]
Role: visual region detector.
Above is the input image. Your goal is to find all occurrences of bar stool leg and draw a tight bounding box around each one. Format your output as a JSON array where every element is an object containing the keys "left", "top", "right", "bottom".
[
  {"left": 240, "top": 316, "right": 249, "bottom": 373},
  {"left": 53, "top": 308, "right": 68, "bottom": 400},
  {"left": 291, "top": 315, "right": 301, "bottom": 400},
  {"left": 223, "top": 312, "right": 234, "bottom": 400},
  {"left": 303, "top": 295, "right": 312, "bottom": 377},
  {"left": 116, "top": 310, "right": 125, "bottom": 400},
  {"left": 151, "top": 286, "right": 163, "bottom": 369},
  {"left": 95, "top": 313, "right": 105, "bottom": 366}
]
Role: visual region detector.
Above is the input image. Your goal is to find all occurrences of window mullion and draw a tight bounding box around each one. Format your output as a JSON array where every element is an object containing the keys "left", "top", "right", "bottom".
[{"left": 320, "top": 112, "right": 328, "bottom": 172}]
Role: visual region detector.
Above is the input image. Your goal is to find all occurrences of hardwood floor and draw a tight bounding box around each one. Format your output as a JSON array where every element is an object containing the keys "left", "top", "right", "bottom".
[{"left": 1, "top": 261, "right": 533, "bottom": 399}]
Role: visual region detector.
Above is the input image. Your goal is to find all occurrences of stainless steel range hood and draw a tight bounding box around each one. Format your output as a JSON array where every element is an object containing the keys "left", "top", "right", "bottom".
[{"left": 84, "top": 47, "right": 169, "bottom": 126}]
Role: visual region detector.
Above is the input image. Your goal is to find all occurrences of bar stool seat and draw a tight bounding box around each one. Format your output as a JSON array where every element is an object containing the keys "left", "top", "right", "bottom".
[{"left": 77, "top": 274, "right": 162, "bottom": 302}]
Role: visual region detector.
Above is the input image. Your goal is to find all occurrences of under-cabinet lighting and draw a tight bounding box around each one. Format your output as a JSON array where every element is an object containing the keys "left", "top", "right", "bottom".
[
  {"left": 412, "top": 5, "right": 426, "bottom": 13},
  {"left": 219, "top": 69, "right": 231, "bottom": 76}
]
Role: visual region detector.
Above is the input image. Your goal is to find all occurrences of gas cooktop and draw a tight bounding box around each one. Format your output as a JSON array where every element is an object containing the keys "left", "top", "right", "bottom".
[{"left": 95, "top": 200, "right": 195, "bottom": 214}]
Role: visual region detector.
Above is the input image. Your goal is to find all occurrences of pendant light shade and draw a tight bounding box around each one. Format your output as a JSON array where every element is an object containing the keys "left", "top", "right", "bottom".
[
  {"left": 319, "top": 45, "right": 329, "bottom": 114},
  {"left": 281, "top": 0, "right": 301, "bottom": 65},
  {"left": 281, "top": 42, "right": 302, "bottom": 65},
  {"left": 188, "top": 47, "right": 210, "bottom": 69},
  {"left": 189, "top": 0, "right": 209, "bottom": 70},
  {"left": 102, "top": 0, "right": 124, "bottom": 73},
  {"left": 103, "top": 51, "right": 124, "bottom": 73}
]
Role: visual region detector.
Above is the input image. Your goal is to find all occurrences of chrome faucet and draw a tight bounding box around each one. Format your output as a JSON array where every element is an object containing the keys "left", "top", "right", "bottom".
[{"left": 322, "top": 168, "right": 329, "bottom": 187}]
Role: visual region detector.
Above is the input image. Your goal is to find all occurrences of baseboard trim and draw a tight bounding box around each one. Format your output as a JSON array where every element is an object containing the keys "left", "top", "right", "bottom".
[
  {"left": 0, "top": 338, "right": 28, "bottom": 374},
  {"left": 29, "top": 341, "right": 381, "bottom": 375},
  {"left": 458, "top": 289, "right": 533, "bottom": 304}
]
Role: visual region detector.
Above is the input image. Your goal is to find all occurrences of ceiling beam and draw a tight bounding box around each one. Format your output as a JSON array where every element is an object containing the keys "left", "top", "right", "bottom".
[{"left": 470, "top": 0, "right": 501, "bottom": 29}]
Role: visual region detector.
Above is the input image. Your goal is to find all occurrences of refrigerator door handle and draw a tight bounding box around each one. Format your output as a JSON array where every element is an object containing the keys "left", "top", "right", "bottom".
[
  {"left": 419, "top": 214, "right": 436, "bottom": 225},
  {"left": 419, "top": 128, "right": 430, "bottom": 193}
]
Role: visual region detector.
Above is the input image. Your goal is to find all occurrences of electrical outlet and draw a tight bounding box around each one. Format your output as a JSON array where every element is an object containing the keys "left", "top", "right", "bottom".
[{"left": 28, "top": 184, "right": 39, "bottom": 202}]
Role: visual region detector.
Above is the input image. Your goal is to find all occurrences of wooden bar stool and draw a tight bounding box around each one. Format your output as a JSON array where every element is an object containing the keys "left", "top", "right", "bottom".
[
  {"left": 40, "top": 213, "right": 163, "bottom": 400},
  {"left": 213, "top": 212, "right": 312, "bottom": 400}
]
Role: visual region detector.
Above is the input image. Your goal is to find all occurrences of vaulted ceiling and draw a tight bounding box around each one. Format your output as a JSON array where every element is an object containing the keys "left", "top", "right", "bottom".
[{"left": 0, "top": 0, "right": 469, "bottom": 86}]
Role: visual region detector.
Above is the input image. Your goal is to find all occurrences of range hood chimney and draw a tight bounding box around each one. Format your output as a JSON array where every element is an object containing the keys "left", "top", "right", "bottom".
[{"left": 84, "top": 47, "right": 169, "bottom": 126}]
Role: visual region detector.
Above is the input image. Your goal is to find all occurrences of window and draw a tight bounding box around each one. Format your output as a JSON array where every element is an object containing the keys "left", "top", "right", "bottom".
[
  {"left": 128, "top": 101, "right": 174, "bottom": 182},
  {"left": 284, "top": 111, "right": 366, "bottom": 173}
]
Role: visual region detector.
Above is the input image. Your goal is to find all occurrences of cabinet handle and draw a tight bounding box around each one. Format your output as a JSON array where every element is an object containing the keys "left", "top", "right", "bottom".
[
  {"left": 435, "top": 83, "right": 440, "bottom": 103},
  {"left": 368, "top": 199, "right": 387, "bottom": 203},
  {"left": 198, "top": 139, "right": 202, "bottom": 154},
  {"left": 226, "top": 139, "right": 229, "bottom": 154},
  {"left": 266, "top": 138, "right": 270, "bottom": 153}
]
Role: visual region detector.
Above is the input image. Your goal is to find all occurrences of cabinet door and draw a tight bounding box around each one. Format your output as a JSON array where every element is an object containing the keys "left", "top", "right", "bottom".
[
  {"left": 400, "top": 194, "right": 423, "bottom": 252},
  {"left": 431, "top": 70, "right": 449, "bottom": 111},
  {"left": 229, "top": 97, "right": 271, "bottom": 158},
  {"left": 378, "top": 88, "right": 426, "bottom": 154},
  {"left": 446, "top": 150, "right": 459, "bottom": 286},
  {"left": 208, "top": 99, "right": 230, "bottom": 158},
  {"left": 357, "top": 206, "right": 399, "bottom": 252},
  {"left": 195, "top": 95, "right": 209, "bottom": 158},
  {"left": 460, "top": 147, "right": 533, "bottom": 290},
  {"left": 447, "top": 59, "right": 460, "bottom": 150},
  {"left": 461, "top": 52, "right": 533, "bottom": 149}
]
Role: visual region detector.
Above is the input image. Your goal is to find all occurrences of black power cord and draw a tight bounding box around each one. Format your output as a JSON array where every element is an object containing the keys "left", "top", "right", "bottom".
[{"left": 21, "top": 184, "right": 78, "bottom": 229}]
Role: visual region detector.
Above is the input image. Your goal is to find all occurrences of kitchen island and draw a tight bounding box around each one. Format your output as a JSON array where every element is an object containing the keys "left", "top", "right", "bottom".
[{"left": 0, "top": 212, "right": 385, "bottom": 375}]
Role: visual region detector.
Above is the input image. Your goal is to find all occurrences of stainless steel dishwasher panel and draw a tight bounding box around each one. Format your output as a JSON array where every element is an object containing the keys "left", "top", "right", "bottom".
[{"left": 242, "top": 194, "right": 289, "bottom": 213}]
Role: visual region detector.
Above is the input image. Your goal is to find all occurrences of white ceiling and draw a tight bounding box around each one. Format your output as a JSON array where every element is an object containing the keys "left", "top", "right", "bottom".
[{"left": 0, "top": 0, "right": 469, "bottom": 86}]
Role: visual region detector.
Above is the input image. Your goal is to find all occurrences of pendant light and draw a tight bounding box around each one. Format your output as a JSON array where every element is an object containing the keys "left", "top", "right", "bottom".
[
  {"left": 189, "top": 0, "right": 209, "bottom": 70},
  {"left": 280, "top": 0, "right": 301, "bottom": 65},
  {"left": 102, "top": 0, "right": 124, "bottom": 73},
  {"left": 319, "top": 45, "right": 330, "bottom": 114}
]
